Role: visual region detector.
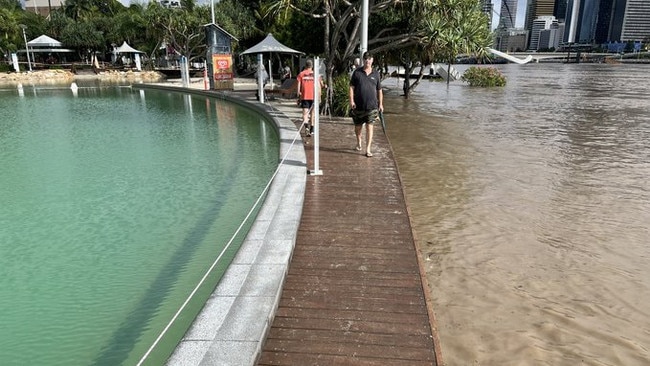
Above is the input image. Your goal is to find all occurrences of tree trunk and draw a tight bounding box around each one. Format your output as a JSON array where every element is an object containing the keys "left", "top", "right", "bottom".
[{"left": 401, "top": 62, "right": 416, "bottom": 99}]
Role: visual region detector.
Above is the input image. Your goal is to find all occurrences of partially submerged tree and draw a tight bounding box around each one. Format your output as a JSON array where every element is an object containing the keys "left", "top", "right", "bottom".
[
  {"left": 265, "top": 0, "right": 491, "bottom": 102},
  {"left": 423, "top": 0, "right": 491, "bottom": 85}
]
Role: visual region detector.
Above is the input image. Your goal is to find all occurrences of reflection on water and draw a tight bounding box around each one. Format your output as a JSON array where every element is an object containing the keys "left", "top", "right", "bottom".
[
  {"left": 386, "top": 63, "right": 650, "bottom": 365},
  {"left": 0, "top": 87, "right": 278, "bottom": 365}
]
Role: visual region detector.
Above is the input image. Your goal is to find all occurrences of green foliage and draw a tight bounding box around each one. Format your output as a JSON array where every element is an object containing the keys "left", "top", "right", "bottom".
[
  {"left": 0, "top": 0, "right": 21, "bottom": 11},
  {"left": 331, "top": 72, "right": 351, "bottom": 117},
  {"left": 143, "top": 2, "right": 210, "bottom": 62},
  {"left": 0, "top": 1, "right": 47, "bottom": 55},
  {"left": 271, "top": 12, "right": 323, "bottom": 56},
  {"left": 0, "top": 62, "right": 14, "bottom": 72},
  {"left": 461, "top": 66, "right": 506, "bottom": 87},
  {"left": 420, "top": 0, "right": 492, "bottom": 90},
  {"left": 61, "top": 20, "right": 104, "bottom": 50},
  {"left": 0, "top": 0, "right": 260, "bottom": 67},
  {"left": 213, "top": 0, "right": 258, "bottom": 42}
]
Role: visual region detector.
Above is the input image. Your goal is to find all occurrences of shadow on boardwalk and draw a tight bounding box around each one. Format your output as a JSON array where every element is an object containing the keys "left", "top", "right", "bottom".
[
  {"left": 143, "top": 83, "right": 442, "bottom": 365},
  {"left": 258, "top": 98, "right": 442, "bottom": 366}
]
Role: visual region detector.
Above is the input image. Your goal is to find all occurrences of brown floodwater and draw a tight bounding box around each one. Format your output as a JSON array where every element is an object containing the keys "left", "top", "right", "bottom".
[{"left": 385, "top": 63, "right": 650, "bottom": 365}]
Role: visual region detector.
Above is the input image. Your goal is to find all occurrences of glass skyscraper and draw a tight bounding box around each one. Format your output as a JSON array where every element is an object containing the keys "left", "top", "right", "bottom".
[
  {"left": 621, "top": 0, "right": 650, "bottom": 41},
  {"left": 498, "top": 0, "right": 519, "bottom": 29}
]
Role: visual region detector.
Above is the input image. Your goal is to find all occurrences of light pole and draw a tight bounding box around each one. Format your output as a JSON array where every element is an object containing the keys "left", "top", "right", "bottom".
[
  {"left": 360, "top": 0, "right": 368, "bottom": 58},
  {"left": 19, "top": 24, "right": 32, "bottom": 72},
  {"left": 211, "top": 0, "right": 215, "bottom": 24}
]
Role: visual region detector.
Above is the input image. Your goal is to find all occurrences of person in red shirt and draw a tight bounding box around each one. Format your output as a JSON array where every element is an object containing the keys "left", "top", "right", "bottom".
[{"left": 296, "top": 59, "right": 323, "bottom": 136}]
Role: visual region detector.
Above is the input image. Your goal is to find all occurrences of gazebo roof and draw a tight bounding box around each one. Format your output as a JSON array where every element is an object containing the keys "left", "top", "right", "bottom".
[
  {"left": 115, "top": 41, "right": 144, "bottom": 54},
  {"left": 240, "top": 34, "right": 303, "bottom": 55},
  {"left": 28, "top": 35, "right": 63, "bottom": 48}
]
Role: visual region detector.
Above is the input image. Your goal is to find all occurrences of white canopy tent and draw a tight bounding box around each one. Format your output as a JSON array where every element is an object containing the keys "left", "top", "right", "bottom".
[
  {"left": 240, "top": 33, "right": 303, "bottom": 56},
  {"left": 114, "top": 41, "right": 145, "bottom": 70},
  {"left": 241, "top": 34, "right": 304, "bottom": 101}
]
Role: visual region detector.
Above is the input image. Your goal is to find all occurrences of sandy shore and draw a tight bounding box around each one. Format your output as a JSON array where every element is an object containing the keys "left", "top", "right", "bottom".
[
  {"left": 0, "top": 69, "right": 166, "bottom": 86},
  {"left": 0, "top": 69, "right": 269, "bottom": 92}
]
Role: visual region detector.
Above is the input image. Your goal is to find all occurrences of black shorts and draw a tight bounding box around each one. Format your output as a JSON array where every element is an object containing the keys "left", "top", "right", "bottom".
[
  {"left": 351, "top": 109, "right": 378, "bottom": 125},
  {"left": 300, "top": 100, "right": 314, "bottom": 109}
]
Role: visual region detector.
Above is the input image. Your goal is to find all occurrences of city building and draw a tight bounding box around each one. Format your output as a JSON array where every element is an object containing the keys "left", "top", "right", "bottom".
[
  {"left": 22, "top": 0, "right": 63, "bottom": 17},
  {"left": 530, "top": 16, "right": 559, "bottom": 50},
  {"left": 525, "top": 0, "right": 556, "bottom": 34},
  {"left": 563, "top": 0, "right": 650, "bottom": 44},
  {"left": 538, "top": 22, "right": 565, "bottom": 49},
  {"left": 554, "top": 0, "right": 568, "bottom": 21},
  {"left": 498, "top": 0, "right": 519, "bottom": 29},
  {"left": 495, "top": 29, "right": 529, "bottom": 52},
  {"left": 621, "top": 0, "right": 650, "bottom": 41}
]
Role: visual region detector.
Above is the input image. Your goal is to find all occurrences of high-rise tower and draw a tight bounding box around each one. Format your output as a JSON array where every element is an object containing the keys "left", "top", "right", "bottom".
[
  {"left": 498, "top": 0, "right": 519, "bottom": 29},
  {"left": 525, "top": 0, "right": 557, "bottom": 40},
  {"left": 621, "top": 0, "right": 650, "bottom": 41},
  {"left": 554, "top": 0, "right": 569, "bottom": 20}
]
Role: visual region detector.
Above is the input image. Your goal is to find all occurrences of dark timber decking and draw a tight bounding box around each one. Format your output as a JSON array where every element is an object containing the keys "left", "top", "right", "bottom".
[{"left": 257, "top": 100, "right": 441, "bottom": 366}]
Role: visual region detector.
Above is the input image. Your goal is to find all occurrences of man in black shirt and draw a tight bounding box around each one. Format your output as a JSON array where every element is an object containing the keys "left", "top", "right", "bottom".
[{"left": 349, "top": 52, "right": 383, "bottom": 157}]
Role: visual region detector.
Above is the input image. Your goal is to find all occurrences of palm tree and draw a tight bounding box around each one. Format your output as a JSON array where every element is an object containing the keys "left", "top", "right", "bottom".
[{"left": 421, "top": 0, "right": 491, "bottom": 84}]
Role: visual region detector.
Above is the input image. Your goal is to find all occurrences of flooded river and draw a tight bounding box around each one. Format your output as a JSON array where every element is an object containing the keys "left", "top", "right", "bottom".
[{"left": 385, "top": 63, "right": 650, "bottom": 365}]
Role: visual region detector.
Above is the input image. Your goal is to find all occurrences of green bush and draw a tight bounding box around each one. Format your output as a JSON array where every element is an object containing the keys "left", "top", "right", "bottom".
[
  {"left": 331, "top": 72, "right": 351, "bottom": 117},
  {"left": 461, "top": 66, "right": 506, "bottom": 87},
  {"left": 0, "top": 62, "right": 14, "bottom": 73}
]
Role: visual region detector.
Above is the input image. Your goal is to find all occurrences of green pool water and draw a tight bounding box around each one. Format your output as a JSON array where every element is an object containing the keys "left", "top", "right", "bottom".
[{"left": 0, "top": 85, "right": 279, "bottom": 365}]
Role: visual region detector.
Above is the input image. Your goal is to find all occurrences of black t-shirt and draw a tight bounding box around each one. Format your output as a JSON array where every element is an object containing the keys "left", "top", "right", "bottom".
[{"left": 350, "top": 67, "right": 381, "bottom": 111}]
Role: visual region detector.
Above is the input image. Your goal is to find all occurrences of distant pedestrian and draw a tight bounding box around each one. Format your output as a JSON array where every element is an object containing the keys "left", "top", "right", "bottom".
[
  {"left": 296, "top": 59, "right": 323, "bottom": 136},
  {"left": 255, "top": 64, "right": 269, "bottom": 86},
  {"left": 281, "top": 65, "right": 291, "bottom": 83},
  {"left": 349, "top": 52, "right": 383, "bottom": 157}
]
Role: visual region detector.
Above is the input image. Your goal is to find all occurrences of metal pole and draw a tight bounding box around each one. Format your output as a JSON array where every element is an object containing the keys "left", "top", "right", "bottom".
[
  {"left": 567, "top": 0, "right": 580, "bottom": 44},
  {"left": 20, "top": 25, "right": 32, "bottom": 72},
  {"left": 203, "top": 61, "right": 209, "bottom": 90},
  {"left": 309, "top": 57, "right": 323, "bottom": 176},
  {"left": 360, "top": 0, "right": 369, "bottom": 57},
  {"left": 257, "top": 54, "right": 264, "bottom": 103},
  {"left": 211, "top": 0, "right": 215, "bottom": 24},
  {"left": 268, "top": 59, "right": 274, "bottom": 89}
]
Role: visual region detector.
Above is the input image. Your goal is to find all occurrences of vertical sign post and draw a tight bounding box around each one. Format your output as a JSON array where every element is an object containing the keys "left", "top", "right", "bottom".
[
  {"left": 257, "top": 54, "right": 264, "bottom": 103},
  {"left": 309, "top": 57, "right": 323, "bottom": 176}
]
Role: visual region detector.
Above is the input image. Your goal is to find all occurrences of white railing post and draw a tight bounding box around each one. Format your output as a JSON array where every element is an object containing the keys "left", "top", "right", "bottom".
[{"left": 309, "top": 57, "right": 323, "bottom": 176}]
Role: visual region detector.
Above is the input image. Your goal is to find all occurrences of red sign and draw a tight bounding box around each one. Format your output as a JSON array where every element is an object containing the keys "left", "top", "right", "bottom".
[
  {"left": 216, "top": 59, "right": 230, "bottom": 69},
  {"left": 212, "top": 54, "right": 233, "bottom": 81},
  {"left": 214, "top": 73, "right": 233, "bottom": 80}
]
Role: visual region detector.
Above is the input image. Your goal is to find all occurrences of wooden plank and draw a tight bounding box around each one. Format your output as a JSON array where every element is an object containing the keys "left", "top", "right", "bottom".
[{"left": 257, "top": 108, "right": 438, "bottom": 366}]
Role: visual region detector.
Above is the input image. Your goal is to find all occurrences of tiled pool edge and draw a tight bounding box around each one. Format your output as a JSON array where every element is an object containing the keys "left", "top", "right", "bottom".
[{"left": 133, "top": 84, "right": 306, "bottom": 366}]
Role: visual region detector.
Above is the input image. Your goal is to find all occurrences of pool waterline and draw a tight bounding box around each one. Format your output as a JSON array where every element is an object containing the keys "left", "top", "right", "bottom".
[
  {"left": 143, "top": 85, "right": 307, "bottom": 366},
  {"left": 0, "top": 83, "right": 305, "bottom": 365}
]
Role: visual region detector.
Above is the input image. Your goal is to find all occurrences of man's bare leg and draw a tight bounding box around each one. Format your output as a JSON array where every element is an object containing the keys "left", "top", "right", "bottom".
[
  {"left": 355, "top": 124, "right": 363, "bottom": 151},
  {"left": 302, "top": 107, "right": 310, "bottom": 135},
  {"left": 365, "top": 123, "right": 374, "bottom": 157}
]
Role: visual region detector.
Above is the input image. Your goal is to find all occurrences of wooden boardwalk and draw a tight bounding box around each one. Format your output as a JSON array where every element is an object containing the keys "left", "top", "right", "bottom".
[{"left": 257, "top": 106, "right": 441, "bottom": 365}]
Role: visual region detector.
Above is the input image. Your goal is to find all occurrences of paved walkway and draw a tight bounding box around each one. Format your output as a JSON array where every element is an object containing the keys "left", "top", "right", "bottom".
[
  {"left": 257, "top": 96, "right": 441, "bottom": 365},
  {"left": 147, "top": 83, "right": 442, "bottom": 366}
]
